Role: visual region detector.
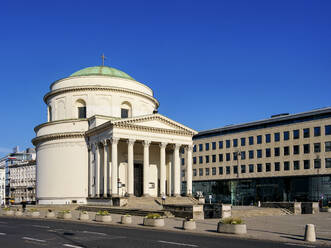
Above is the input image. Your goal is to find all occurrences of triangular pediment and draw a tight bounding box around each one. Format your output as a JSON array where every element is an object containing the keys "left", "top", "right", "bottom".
[{"left": 111, "top": 114, "right": 197, "bottom": 135}]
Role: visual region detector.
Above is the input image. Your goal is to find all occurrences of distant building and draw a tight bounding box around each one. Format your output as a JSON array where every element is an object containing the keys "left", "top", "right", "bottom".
[
  {"left": 183, "top": 107, "right": 331, "bottom": 205},
  {"left": 0, "top": 165, "right": 5, "bottom": 205}
]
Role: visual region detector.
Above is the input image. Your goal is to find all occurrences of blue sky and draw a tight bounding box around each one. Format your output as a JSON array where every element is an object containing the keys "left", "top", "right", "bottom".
[{"left": 0, "top": 0, "right": 330, "bottom": 156}]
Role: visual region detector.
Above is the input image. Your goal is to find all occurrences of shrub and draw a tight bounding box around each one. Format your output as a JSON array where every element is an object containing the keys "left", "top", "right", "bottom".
[
  {"left": 82, "top": 211, "right": 88, "bottom": 214},
  {"left": 146, "top": 213, "right": 162, "bottom": 219},
  {"left": 322, "top": 206, "right": 329, "bottom": 209},
  {"left": 3, "top": 207, "right": 11, "bottom": 211},
  {"left": 29, "top": 208, "right": 39, "bottom": 212},
  {"left": 96, "top": 210, "right": 109, "bottom": 216},
  {"left": 59, "top": 210, "right": 71, "bottom": 214},
  {"left": 220, "top": 217, "right": 244, "bottom": 225}
]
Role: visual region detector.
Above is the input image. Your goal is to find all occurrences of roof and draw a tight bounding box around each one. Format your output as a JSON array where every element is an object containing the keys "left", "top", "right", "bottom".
[
  {"left": 70, "top": 66, "right": 134, "bottom": 80},
  {"left": 195, "top": 107, "right": 331, "bottom": 139}
]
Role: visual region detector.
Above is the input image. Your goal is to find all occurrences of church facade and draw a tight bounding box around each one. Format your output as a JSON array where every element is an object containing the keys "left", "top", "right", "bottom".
[{"left": 32, "top": 66, "right": 197, "bottom": 204}]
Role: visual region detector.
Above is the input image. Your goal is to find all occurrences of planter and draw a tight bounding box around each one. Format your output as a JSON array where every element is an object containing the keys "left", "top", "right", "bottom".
[
  {"left": 58, "top": 212, "right": 72, "bottom": 219},
  {"left": 320, "top": 208, "right": 331, "bottom": 213},
  {"left": 4, "top": 210, "right": 14, "bottom": 216},
  {"left": 143, "top": 218, "right": 165, "bottom": 227},
  {"left": 95, "top": 215, "right": 112, "bottom": 222},
  {"left": 79, "top": 213, "right": 90, "bottom": 221},
  {"left": 182, "top": 220, "right": 196, "bottom": 230},
  {"left": 15, "top": 211, "right": 23, "bottom": 217},
  {"left": 217, "top": 223, "right": 247, "bottom": 234},
  {"left": 46, "top": 212, "right": 56, "bottom": 218},
  {"left": 120, "top": 215, "right": 132, "bottom": 224},
  {"left": 30, "top": 211, "right": 40, "bottom": 218}
]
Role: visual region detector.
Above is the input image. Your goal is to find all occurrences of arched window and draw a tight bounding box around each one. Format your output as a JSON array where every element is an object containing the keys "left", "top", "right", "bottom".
[
  {"left": 48, "top": 106, "right": 52, "bottom": 122},
  {"left": 121, "top": 101, "right": 132, "bottom": 118},
  {"left": 76, "top": 99, "right": 86, "bottom": 119}
]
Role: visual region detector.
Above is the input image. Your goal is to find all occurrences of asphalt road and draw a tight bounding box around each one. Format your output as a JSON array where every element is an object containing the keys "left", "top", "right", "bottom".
[{"left": 0, "top": 217, "right": 324, "bottom": 248}]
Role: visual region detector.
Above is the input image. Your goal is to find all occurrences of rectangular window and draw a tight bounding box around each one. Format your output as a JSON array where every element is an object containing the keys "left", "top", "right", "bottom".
[
  {"left": 304, "top": 160, "right": 310, "bottom": 170},
  {"left": 226, "top": 153, "right": 231, "bottom": 161},
  {"left": 205, "top": 168, "right": 209, "bottom": 176},
  {"left": 181, "top": 158, "right": 185, "bottom": 166},
  {"left": 266, "top": 134, "right": 271, "bottom": 143},
  {"left": 314, "top": 126, "right": 321, "bottom": 137},
  {"left": 303, "top": 128, "right": 310, "bottom": 138},
  {"left": 219, "top": 141, "right": 223, "bottom": 149},
  {"left": 241, "top": 138, "right": 246, "bottom": 146},
  {"left": 326, "top": 141, "right": 331, "bottom": 152},
  {"left": 193, "top": 169, "right": 197, "bottom": 176},
  {"left": 219, "top": 167, "right": 223, "bottom": 175},
  {"left": 181, "top": 170, "right": 185, "bottom": 177},
  {"left": 78, "top": 107, "right": 87, "bottom": 119},
  {"left": 274, "top": 162, "right": 280, "bottom": 171},
  {"left": 284, "top": 146, "right": 290, "bottom": 156},
  {"left": 212, "top": 167, "right": 216, "bottom": 175},
  {"left": 257, "top": 164, "right": 262, "bottom": 172},
  {"left": 219, "top": 154, "right": 223, "bottom": 162},
  {"left": 293, "top": 145, "right": 300, "bottom": 155},
  {"left": 266, "top": 148, "right": 271, "bottom": 157},
  {"left": 226, "top": 166, "right": 230, "bottom": 174},
  {"left": 205, "top": 155, "right": 210, "bottom": 163},
  {"left": 326, "top": 125, "right": 331, "bottom": 135},
  {"left": 283, "top": 131, "right": 289, "bottom": 141},
  {"left": 233, "top": 166, "right": 238, "bottom": 174},
  {"left": 205, "top": 143, "right": 209, "bottom": 151},
  {"left": 249, "top": 164, "right": 254, "bottom": 173},
  {"left": 304, "top": 144, "right": 310, "bottom": 154},
  {"left": 241, "top": 165, "right": 246, "bottom": 173},
  {"left": 257, "top": 149, "right": 262, "bottom": 158},
  {"left": 257, "top": 135, "right": 262, "bottom": 144},
  {"left": 314, "top": 159, "right": 321, "bottom": 169},
  {"left": 199, "top": 144, "right": 203, "bottom": 151},
  {"left": 226, "top": 140, "right": 230, "bottom": 148},
  {"left": 266, "top": 163, "right": 271, "bottom": 172},
  {"left": 249, "top": 150, "right": 254, "bottom": 159},
  {"left": 199, "top": 168, "right": 203, "bottom": 176},
  {"left": 193, "top": 145, "right": 196, "bottom": 152},
  {"left": 199, "top": 156, "right": 203, "bottom": 164},
  {"left": 193, "top": 157, "right": 197, "bottom": 164},
  {"left": 274, "top": 147, "right": 280, "bottom": 157},
  {"left": 249, "top": 136, "right": 254, "bottom": 145},
  {"left": 233, "top": 152, "right": 238, "bottom": 161},
  {"left": 212, "top": 154, "right": 216, "bottom": 163},
  {"left": 120, "top": 108, "right": 128, "bottom": 118},
  {"left": 294, "top": 161, "right": 300, "bottom": 170},
  {"left": 241, "top": 151, "right": 246, "bottom": 160},
  {"left": 325, "top": 158, "right": 331, "bottom": 168},
  {"left": 274, "top": 132, "right": 280, "bottom": 142},
  {"left": 233, "top": 139, "right": 238, "bottom": 147},
  {"left": 284, "top": 161, "right": 290, "bottom": 171},
  {"left": 293, "top": 130, "right": 299, "bottom": 139},
  {"left": 212, "top": 142, "right": 216, "bottom": 150},
  {"left": 314, "top": 143, "right": 321, "bottom": 153}
]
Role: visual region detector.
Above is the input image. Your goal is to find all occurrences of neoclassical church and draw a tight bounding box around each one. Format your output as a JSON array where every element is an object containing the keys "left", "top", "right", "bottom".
[{"left": 32, "top": 64, "right": 197, "bottom": 204}]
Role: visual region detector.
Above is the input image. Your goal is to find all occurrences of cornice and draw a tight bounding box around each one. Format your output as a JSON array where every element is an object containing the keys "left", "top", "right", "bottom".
[
  {"left": 32, "top": 132, "right": 85, "bottom": 146},
  {"left": 34, "top": 119, "right": 88, "bottom": 133},
  {"left": 43, "top": 85, "right": 159, "bottom": 108}
]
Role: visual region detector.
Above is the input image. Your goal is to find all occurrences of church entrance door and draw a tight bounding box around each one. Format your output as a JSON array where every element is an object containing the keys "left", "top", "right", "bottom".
[{"left": 134, "top": 163, "right": 143, "bottom": 197}]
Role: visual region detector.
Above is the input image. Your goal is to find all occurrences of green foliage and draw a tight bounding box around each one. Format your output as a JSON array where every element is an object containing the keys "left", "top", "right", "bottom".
[
  {"left": 3, "top": 207, "right": 11, "bottom": 211},
  {"left": 59, "top": 210, "right": 71, "bottom": 214},
  {"left": 96, "top": 210, "right": 109, "bottom": 216},
  {"left": 220, "top": 217, "right": 244, "bottom": 225},
  {"left": 322, "top": 206, "right": 329, "bottom": 209},
  {"left": 82, "top": 211, "right": 88, "bottom": 214},
  {"left": 29, "top": 208, "right": 39, "bottom": 212},
  {"left": 146, "top": 213, "right": 162, "bottom": 219}
]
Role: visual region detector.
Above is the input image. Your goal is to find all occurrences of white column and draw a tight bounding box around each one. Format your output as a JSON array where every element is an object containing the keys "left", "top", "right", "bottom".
[
  {"left": 143, "top": 140, "right": 151, "bottom": 196},
  {"left": 89, "top": 144, "right": 94, "bottom": 197},
  {"left": 159, "top": 142, "right": 167, "bottom": 196},
  {"left": 186, "top": 145, "right": 193, "bottom": 196},
  {"left": 127, "top": 139, "right": 135, "bottom": 196},
  {"left": 103, "top": 140, "right": 108, "bottom": 198},
  {"left": 111, "top": 138, "right": 119, "bottom": 196},
  {"left": 173, "top": 144, "right": 181, "bottom": 196},
  {"left": 95, "top": 143, "right": 100, "bottom": 197},
  {"left": 167, "top": 153, "right": 172, "bottom": 196}
]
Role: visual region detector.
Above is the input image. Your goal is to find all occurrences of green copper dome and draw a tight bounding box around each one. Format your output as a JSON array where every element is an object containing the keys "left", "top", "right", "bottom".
[{"left": 70, "top": 66, "right": 134, "bottom": 80}]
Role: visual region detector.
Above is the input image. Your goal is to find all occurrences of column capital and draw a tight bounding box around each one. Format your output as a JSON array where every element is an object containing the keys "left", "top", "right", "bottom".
[
  {"left": 159, "top": 142, "right": 168, "bottom": 149},
  {"left": 102, "top": 139, "right": 109, "bottom": 146},
  {"left": 87, "top": 143, "right": 92, "bottom": 150},
  {"left": 94, "top": 143, "right": 99, "bottom": 150},
  {"left": 127, "top": 139, "right": 136, "bottom": 145},
  {"left": 185, "top": 145, "right": 193, "bottom": 152},
  {"left": 143, "top": 140, "right": 151, "bottom": 147},
  {"left": 173, "top": 143, "right": 181, "bottom": 150},
  {"left": 111, "top": 138, "right": 120, "bottom": 145}
]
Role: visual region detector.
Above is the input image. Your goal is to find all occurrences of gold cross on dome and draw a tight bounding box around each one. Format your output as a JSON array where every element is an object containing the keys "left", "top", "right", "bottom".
[{"left": 101, "top": 53, "right": 107, "bottom": 66}]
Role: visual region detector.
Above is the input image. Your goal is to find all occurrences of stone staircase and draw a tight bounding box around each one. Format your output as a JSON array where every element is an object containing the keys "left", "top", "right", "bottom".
[
  {"left": 232, "top": 207, "right": 290, "bottom": 218},
  {"left": 155, "top": 196, "right": 200, "bottom": 206}
]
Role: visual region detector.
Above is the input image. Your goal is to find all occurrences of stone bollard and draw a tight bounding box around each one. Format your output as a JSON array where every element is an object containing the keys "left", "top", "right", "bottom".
[{"left": 304, "top": 224, "right": 316, "bottom": 242}]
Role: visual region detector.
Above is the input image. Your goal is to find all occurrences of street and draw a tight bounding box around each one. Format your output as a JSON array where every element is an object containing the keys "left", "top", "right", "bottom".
[{"left": 0, "top": 217, "right": 324, "bottom": 248}]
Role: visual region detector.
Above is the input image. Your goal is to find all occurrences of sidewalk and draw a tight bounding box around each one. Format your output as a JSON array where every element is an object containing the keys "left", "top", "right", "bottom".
[{"left": 1, "top": 208, "right": 331, "bottom": 246}]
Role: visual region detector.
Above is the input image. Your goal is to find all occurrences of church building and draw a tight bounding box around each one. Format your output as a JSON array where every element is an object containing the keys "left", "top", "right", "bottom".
[{"left": 32, "top": 64, "right": 197, "bottom": 204}]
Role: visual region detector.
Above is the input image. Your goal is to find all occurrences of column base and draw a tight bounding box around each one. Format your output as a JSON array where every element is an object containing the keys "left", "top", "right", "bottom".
[
  {"left": 143, "top": 194, "right": 151, "bottom": 197},
  {"left": 111, "top": 194, "right": 119, "bottom": 198},
  {"left": 186, "top": 193, "right": 193, "bottom": 197},
  {"left": 173, "top": 194, "right": 180, "bottom": 197}
]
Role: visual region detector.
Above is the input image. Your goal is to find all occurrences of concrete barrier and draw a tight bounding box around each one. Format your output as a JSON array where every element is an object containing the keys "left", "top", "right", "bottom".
[
  {"left": 304, "top": 224, "right": 316, "bottom": 242},
  {"left": 301, "top": 202, "right": 319, "bottom": 214},
  {"left": 261, "top": 202, "right": 301, "bottom": 215}
]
